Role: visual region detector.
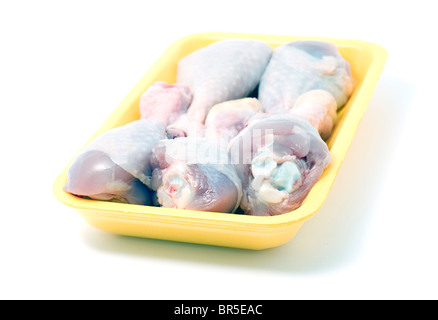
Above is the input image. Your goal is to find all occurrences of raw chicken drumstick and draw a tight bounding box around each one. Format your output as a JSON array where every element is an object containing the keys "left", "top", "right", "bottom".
[
  {"left": 228, "top": 114, "right": 331, "bottom": 216},
  {"left": 258, "top": 40, "right": 354, "bottom": 114},
  {"left": 63, "top": 81, "right": 192, "bottom": 205},
  {"left": 166, "top": 39, "right": 273, "bottom": 138},
  {"left": 150, "top": 98, "right": 264, "bottom": 213},
  {"left": 63, "top": 120, "right": 164, "bottom": 205},
  {"left": 150, "top": 137, "right": 242, "bottom": 213}
]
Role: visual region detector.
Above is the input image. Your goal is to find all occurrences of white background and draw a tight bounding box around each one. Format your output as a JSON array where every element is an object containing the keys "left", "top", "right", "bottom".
[{"left": 1, "top": 0, "right": 437, "bottom": 300}]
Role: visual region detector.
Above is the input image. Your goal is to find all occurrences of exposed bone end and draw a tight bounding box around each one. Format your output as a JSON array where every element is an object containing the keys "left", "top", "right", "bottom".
[
  {"left": 139, "top": 81, "right": 193, "bottom": 127},
  {"left": 251, "top": 151, "right": 303, "bottom": 206},
  {"left": 291, "top": 89, "right": 337, "bottom": 140},
  {"left": 156, "top": 166, "right": 194, "bottom": 209}
]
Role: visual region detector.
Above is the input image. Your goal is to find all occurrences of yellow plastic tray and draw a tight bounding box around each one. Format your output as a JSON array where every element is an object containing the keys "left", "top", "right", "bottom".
[{"left": 53, "top": 32, "right": 387, "bottom": 250}]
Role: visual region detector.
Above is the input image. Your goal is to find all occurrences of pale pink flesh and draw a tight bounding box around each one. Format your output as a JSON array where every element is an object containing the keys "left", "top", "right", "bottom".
[
  {"left": 228, "top": 114, "right": 331, "bottom": 216},
  {"left": 150, "top": 137, "right": 242, "bottom": 213},
  {"left": 290, "top": 89, "right": 338, "bottom": 140},
  {"left": 140, "top": 81, "right": 192, "bottom": 126}
]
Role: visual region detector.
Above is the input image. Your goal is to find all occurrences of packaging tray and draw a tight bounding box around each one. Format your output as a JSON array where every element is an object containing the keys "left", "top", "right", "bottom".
[{"left": 53, "top": 32, "right": 387, "bottom": 250}]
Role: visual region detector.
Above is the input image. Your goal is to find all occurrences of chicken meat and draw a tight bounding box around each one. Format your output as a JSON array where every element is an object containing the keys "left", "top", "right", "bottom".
[
  {"left": 64, "top": 81, "right": 192, "bottom": 204},
  {"left": 63, "top": 119, "right": 165, "bottom": 205},
  {"left": 290, "top": 89, "right": 338, "bottom": 140},
  {"left": 151, "top": 137, "right": 242, "bottom": 213},
  {"left": 228, "top": 114, "right": 331, "bottom": 216},
  {"left": 258, "top": 40, "right": 354, "bottom": 114},
  {"left": 204, "top": 97, "right": 264, "bottom": 143},
  {"left": 166, "top": 39, "right": 272, "bottom": 138},
  {"left": 139, "top": 81, "right": 192, "bottom": 126}
]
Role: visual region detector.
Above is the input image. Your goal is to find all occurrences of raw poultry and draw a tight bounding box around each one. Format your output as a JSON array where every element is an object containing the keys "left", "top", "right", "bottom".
[
  {"left": 166, "top": 39, "right": 272, "bottom": 138},
  {"left": 63, "top": 81, "right": 191, "bottom": 204},
  {"left": 64, "top": 38, "right": 353, "bottom": 216}
]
